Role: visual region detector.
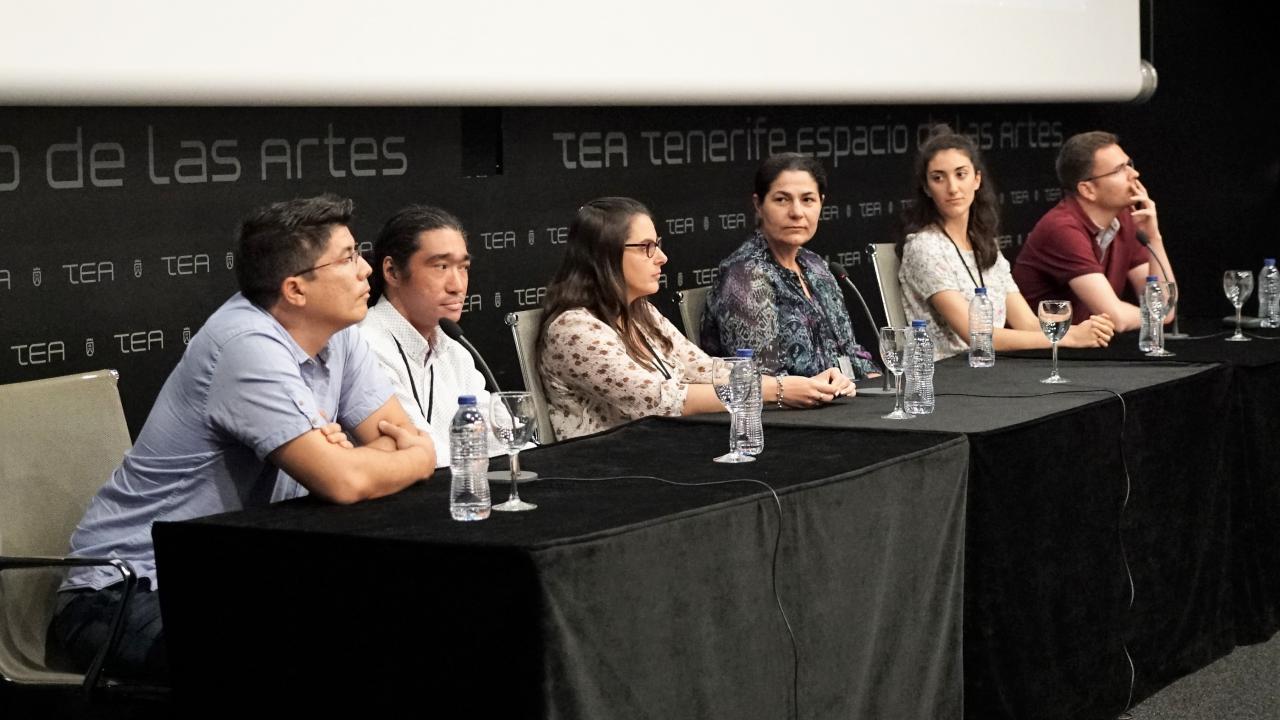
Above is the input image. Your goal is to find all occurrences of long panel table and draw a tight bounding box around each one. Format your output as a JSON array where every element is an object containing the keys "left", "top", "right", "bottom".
[
  {"left": 153, "top": 327, "right": 1280, "bottom": 720},
  {"left": 709, "top": 356, "right": 1238, "bottom": 720},
  {"left": 154, "top": 422, "right": 969, "bottom": 719}
]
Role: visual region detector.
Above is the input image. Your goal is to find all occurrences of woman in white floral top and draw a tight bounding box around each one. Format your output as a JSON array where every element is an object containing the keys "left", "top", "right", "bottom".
[
  {"left": 538, "top": 197, "right": 853, "bottom": 440},
  {"left": 898, "top": 128, "right": 1116, "bottom": 360}
]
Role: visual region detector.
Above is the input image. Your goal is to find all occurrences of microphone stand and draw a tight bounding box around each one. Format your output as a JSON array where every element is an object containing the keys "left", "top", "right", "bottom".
[
  {"left": 828, "top": 261, "right": 895, "bottom": 396},
  {"left": 437, "top": 318, "right": 536, "bottom": 482},
  {"left": 1136, "top": 231, "right": 1187, "bottom": 339}
]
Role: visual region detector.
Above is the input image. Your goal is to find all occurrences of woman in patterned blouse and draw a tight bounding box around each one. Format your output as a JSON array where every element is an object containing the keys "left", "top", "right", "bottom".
[
  {"left": 701, "top": 153, "right": 877, "bottom": 379},
  {"left": 897, "top": 128, "right": 1115, "bottom": 359},
  {"left": 538, "top": 197, "right": 854, "bottom": 441}
]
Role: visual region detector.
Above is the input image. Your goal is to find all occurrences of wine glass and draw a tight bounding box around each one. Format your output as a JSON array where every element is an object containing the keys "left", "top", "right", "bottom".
[
  {"left": 490, "top": 391, "right": 537, "bottom": 511},
  {"left": 1224, "top": 270, "right": 1254, "bottom": 342},
  {"left": 878, "top": 327, "right": 911, "bottom": 420},
  {"left": 711, "top": 356, "right": 755, "bottom": 463},
  {"left": 1163, "top": 281, "right": 1189, "bottom": 339},
  {"left": 1145, "top": 280, "right": 1176, "bottom": 357},
  {"left": 1037, "top": 300, "right": 1072, "bottom": 384}
]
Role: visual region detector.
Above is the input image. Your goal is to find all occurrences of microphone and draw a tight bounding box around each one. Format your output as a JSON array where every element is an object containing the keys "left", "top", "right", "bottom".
[
  {"left": 438, "top": 318, "right": 505, "bottom": 394},
  {"left": 828, "top": 261, "right": 895, "bottom": 396},
  {"left": 1136, "top": 230, "right": 1186, "bottom": 338}
]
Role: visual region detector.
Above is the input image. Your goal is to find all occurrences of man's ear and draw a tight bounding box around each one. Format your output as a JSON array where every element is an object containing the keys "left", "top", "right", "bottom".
[
  {"left": 382, "top": 256, "right": 400, "bottom": 288},
  {"left": 279, "top": 275, "right": 307, "bottom": 308}
]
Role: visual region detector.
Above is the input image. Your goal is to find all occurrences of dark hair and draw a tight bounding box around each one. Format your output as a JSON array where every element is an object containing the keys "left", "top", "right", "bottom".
[
  {"left": 753, "top": 153, "right": 828, "bottom": 199},
  {"left": 235, "top": 194, "right": 354, "bottom": 308},
  {"left": 369, "top": 205, "right": 467, "bottom": 305},
  {"left": 538, "top": 197, "right": 673, "bottom": 371},
  {"left": 1056, "top": 130, "right": 1119, "bottom": 192},
  {"left": 899, "top": 126, "right": 1001, "bottom": 271}
]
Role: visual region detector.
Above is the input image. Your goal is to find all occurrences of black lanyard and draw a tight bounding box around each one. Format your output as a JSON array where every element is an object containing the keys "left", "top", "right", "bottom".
[
  {"left": 939, "top": 226, "right": 985, "bottom": 290},
  {"left": 639, "top": 334, "right": 672, "bottom": 380},
  {"left": 391, "top": 333, "right": 435, "bottom": 423}
]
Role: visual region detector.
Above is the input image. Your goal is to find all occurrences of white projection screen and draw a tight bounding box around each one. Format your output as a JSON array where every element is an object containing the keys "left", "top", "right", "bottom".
[{"left": 0, "top": 1, "right": 1146, "bottom": 104}]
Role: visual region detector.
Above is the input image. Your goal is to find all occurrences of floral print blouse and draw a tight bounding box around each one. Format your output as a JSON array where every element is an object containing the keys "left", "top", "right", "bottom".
[
  {"left": 539, "top": 303, "right": 716, "bottom": 441},
  {"left": 899, "top": 227, "right": 1019, "bottom": 360},
  {"left": 700, "top": 231, "right": 876, "bottom": 378}
]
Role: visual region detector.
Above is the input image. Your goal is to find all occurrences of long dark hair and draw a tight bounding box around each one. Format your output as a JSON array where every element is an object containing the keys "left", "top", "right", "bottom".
[
  {"left": 369, "top": 205, "right": 466, "bottom": 306},
  {"left": 899, "top": 126, "right": 1000, "bottom": 270},
  {"left": 537, "top": 197, "right": 673, "bottom": 371}
]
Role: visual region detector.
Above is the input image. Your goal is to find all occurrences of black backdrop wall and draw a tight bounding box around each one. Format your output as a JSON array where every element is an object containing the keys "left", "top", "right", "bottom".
[{"left": 1, "top": 6, "right": 1276, "bottom": 435}]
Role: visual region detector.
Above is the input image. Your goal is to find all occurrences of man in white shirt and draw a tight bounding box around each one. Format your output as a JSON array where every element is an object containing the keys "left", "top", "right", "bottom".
[{"left": 358, "top": 205, "right": 501, "bottom": 466}]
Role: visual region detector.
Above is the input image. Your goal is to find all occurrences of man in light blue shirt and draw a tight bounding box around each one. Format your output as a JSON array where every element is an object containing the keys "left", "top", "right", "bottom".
[{"left": 48, "top": 194, "right": 436, "bottom": 682}]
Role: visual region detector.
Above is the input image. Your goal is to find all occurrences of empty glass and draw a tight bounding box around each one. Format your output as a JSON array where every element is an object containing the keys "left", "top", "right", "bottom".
[
  {"left": 490, "top": 391, "right": 537, "bottom": 511},
  {"left": 1224, "top": 270, "right": 1254, "bottom": 342},
  {"left": 711, "top": 357, "right": 755, "bottom": 463},
  {"left": 1037, "top": 300, "right": 1072, "bottom": 384},
  {"left": 878, "top": 327, "right": 911, "bottom": 420}
]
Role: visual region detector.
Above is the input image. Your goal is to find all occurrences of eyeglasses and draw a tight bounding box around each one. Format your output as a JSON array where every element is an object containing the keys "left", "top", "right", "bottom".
[
  {"left": 293, "top": 248, "right": 361, "bottom": 276},
  {"left": 1082, "top": 159, "right": 1135, "bottom": 183},
  {"left": 624, "top": 238, "right": 664, "bottom": 258}
]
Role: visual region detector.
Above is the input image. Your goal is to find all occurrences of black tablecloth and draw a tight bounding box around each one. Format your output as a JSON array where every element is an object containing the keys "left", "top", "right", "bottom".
[
  {"left": 687, "top": 357, "right": 1236, "bottom": 720},
  {"left": 154, "top": 420, "right": 970, "bottom": 719}
]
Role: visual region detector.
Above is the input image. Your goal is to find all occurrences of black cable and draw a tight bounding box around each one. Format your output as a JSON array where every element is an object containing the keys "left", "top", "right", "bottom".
[
  {"left": 541, "top": 474, "right": 799, "bottom": 720},
  {"left": 939, "top": 388, "right": 1136, "bottom": 714}
]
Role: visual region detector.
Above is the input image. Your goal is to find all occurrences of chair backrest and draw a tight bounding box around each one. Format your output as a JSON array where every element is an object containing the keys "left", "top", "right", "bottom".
[
  {"left": 505, "top": 310, "right": 556, "bottom": 445},
  {"left": 673, "top": 287, "right": 710, "bottom": 344},
  {"left": 867, "top": 243, "right": 908, "bottom": 328},
  {"left": 0, "top": 369, "right": 131, "bottom": 685}
]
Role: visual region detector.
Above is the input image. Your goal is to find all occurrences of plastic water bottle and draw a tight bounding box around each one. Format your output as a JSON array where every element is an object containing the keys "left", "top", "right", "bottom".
[
  {"left": 904, "top": 320, "right": 935, "bottom": 415},
  {"left": 1139, "top": 275, "right": 1159, "bottom": 352},
  {"left": 1144, "top": 276, "right": 1166, "bottom": 353},
  {"left": 734, "top": 348, "right": 764, "bottom": 455},
  {"left": 449, "top": 395, "right": 490, "bottom": 521},
  {"left": 968, "top": 287, "right": 995, "bottom": 368},
  {"left": 1259, "top": 258, "right": 1280, "bottom": 329}
]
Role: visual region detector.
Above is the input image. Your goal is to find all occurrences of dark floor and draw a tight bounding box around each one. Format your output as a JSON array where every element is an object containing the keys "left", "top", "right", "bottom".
[{"left": 5, "top": 630, "right": 1279, "bottom": 719}]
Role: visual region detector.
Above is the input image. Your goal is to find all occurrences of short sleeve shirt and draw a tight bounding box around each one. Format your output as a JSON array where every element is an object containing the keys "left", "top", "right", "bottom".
[
  {"left": 1012, "top": 196, "right": 1148, "bottom": 323},
  {"left": 64, "top": 293, "right": 393, "bottom": 590},
  {"left": 899, "top": 228, "right": 1019, "bottom": 360}
]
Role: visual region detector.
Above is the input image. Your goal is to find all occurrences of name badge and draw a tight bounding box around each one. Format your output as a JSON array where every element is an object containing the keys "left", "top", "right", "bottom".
[{"left": 837, "top": 355, "right": 854, "bottom": 377}]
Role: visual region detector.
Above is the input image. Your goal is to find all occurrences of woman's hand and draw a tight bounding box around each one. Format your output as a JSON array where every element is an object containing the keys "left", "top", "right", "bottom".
[
  {"left": 1062, "top": 313, "right": 1115, "bottom": 348},
  {"left": 781, "top": 368, "right": 856, "bottom": 408}
]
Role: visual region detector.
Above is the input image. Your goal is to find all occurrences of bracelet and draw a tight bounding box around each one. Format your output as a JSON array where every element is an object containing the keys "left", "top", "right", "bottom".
[{"left": 774, "top": 373, "right": 786, "bottom": 409}]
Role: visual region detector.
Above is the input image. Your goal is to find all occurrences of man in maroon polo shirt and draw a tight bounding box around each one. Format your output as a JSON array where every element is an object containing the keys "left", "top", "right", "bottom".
[{"left": 1013, "top": 131, "right": 1176, "bottom": 330}]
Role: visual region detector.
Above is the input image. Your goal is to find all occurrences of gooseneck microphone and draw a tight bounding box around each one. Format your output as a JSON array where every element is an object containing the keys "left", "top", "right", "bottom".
[
  {"left": 438, "top": 318, "right": 505, "bottom": 395},
  {"left": 1136, "top": 230, "right": 1186, "bottom": 338},
  {"left": 828, "top": 261, "right": 895, "bottom": 396}
]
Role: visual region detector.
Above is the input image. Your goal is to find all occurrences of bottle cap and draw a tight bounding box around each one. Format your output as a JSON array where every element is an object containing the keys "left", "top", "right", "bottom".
[
  {"left": 1146, "top": 275, "right": 1158, "bottom": 282},
  {"left": 457, "top": 395, "right": 477, "bottom": 405},
  {"left": 735, "top": 348, "right": 754, "bottom": 357},
  {"left": 1266, "top": 258, "right": 1276, "bottom": 265},
  {"left": 974, "top": 287, "right": 987, "bottom": 295},
  {"left": 911, "top": 319, "right": 927, "bottom": 328}
]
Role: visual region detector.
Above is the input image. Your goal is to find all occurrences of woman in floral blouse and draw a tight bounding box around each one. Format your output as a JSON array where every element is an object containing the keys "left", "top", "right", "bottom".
[
  {"left": 897, "top": 127, "right": 1114, "bottom": 359},
  {"left": 538, "top": 197, "right": 853, "bottom": 440},
  {"left": 701, "top": 153, "right": 877, "bottom": 379}
]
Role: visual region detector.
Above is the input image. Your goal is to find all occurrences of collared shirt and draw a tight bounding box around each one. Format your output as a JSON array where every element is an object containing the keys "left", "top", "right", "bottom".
[
  {"left": 700, "top": 231, "right": 877, "bottom": 378},
  {"left": 64, "top": 293, "right": 393, "bottom": 591},
  {"left": 1012, "top": 196, "right": 1148, "bottom": 323},
  {"left": 1095, "top": 217, "right": 1121, "bottom": 254},
  {"left": 358, "top": 297, "right": 501, "bottom": 466}
]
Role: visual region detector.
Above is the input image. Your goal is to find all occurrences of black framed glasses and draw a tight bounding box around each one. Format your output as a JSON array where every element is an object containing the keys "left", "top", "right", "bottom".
[
  {"left": 293, "top": 248, "right": 361, "bottom": 276},
  {"left": 1082, "top": 158, "right": 1135, "bottom": 183},
  {"left": 624, "top": 238, "right": 663, "bottom": 258}
]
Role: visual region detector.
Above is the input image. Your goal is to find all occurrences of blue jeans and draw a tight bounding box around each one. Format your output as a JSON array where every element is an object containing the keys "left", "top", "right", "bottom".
[{"left": 46, "top": 578, "right": 168, "bottom": 683}]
